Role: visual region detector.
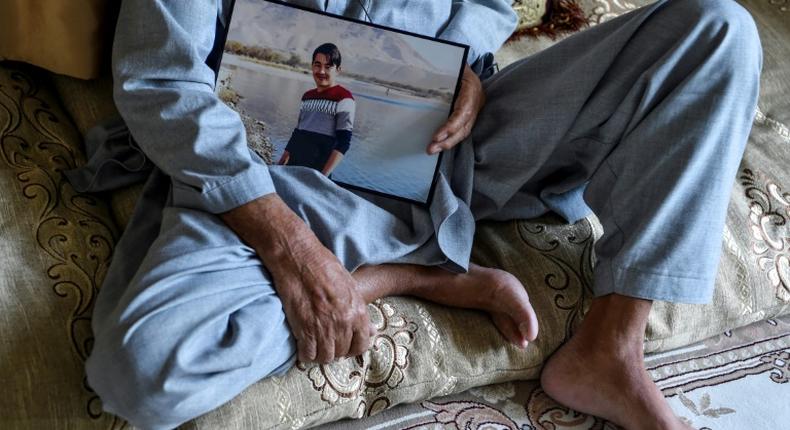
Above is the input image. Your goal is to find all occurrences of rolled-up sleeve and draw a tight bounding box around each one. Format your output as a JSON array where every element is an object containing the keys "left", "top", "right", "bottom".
[
  {"left": 438, "top": 0, "right": 518, "bottom": 63},
  {"left": 112, "top": 0, "right": 276, "bottom": 214}
]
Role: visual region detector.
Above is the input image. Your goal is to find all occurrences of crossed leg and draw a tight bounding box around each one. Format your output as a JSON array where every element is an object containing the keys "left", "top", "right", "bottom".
[
  {"left": 352, "top": 263, "right": 539, "bottom": 347},
  {"left": 348, "top": 262, "right": 693, "bottom": 429},
  {"left": 350, "top": 263, "right": 690, "bottom": 429}
]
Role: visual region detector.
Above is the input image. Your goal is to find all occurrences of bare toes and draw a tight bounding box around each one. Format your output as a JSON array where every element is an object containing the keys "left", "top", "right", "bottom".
[
  {"left": 493, "top": 274, "right": 539, "bottom": 341},
  {"left": 491, "top": 312, "right": 527, "bottom": 348},
  {"left": 469, "top": 263, "right": 540, "bottom": 342}
]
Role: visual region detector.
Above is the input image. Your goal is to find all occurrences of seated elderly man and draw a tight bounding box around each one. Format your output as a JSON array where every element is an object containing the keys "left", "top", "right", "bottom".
[{"left": 80, "top": 0, "right": 761, "bottom": 429}]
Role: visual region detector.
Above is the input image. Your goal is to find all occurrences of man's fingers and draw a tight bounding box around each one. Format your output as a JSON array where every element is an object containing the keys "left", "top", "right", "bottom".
[
  {"left": 432, "top": 115, "right": 462, "bottom": 142},
  {"left": 297, "top": 335, "right": 317, "bottom": 363},
  {"left": 334, "top": 324, "right": 353, "bottom": 358},
  {"left": 428, "top": 64, "right": 483, "bottom": 154},
  {"left": 491, "top": 313, "right": 526, "bottom": 349},
  {"left": 430, "top": 110, "right": 475, "bottom": 154},
  {"left": 503, "top": 291, "right": 539, "bottom": 342},
  {"left": 315, "top": 334, "right": 336, "bottom": 364},
  {"left": 430, "top": 127, "right": 456, "bottom": 150},
  {"left": 349, "top": 325, "right": 372, "bottom": 357},
  {"left": 432, "top": 107, "right": 471, "bottom": 141},
  {"left": 430, "top": 123, "right": 472, "bottom": 154},
  {"left": 432, "top": 128, "right": 469, "bottom": 153}
]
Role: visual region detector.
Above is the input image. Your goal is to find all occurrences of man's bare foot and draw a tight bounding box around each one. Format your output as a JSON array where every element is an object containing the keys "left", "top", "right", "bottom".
[
  {"left": 352, "top": 263, "right": 538, "bottom": 347},
  {"left": 436, "top": 263, "right": 539, "bottom": 347},
  {"left": 540, "top": 294, "right": 692, "bottom": 430}
]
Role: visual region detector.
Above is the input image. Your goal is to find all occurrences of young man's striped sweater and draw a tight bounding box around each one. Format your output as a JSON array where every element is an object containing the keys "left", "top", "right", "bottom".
[{"left": 285, "top": 85, "right": 355, "bottom": 171}]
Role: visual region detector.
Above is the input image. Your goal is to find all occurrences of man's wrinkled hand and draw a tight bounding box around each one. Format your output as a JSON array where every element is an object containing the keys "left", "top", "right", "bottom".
[
  {"left": 267, "top": 231, "right": 373, "bottom": 364},
  {"left": 220, "top": 194, "right": 374, "bottom": 364},
  {"left": 428, "top": 64, "right": 485, "bottom": 154}
]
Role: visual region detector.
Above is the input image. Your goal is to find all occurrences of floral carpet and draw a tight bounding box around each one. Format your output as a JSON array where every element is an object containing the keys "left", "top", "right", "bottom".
[{"left": 318, "top": 316, "right": 790, "bottom": 429}]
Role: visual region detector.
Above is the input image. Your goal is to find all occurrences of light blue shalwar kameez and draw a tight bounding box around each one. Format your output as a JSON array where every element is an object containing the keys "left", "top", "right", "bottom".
[{"left": 73, "top": 0, "right": 762, "bottom": 428}]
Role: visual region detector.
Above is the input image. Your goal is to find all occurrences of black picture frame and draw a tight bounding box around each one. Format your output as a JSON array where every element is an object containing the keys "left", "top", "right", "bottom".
[{"left": 215, "top": 0, "right": 470, "bottom": 206}]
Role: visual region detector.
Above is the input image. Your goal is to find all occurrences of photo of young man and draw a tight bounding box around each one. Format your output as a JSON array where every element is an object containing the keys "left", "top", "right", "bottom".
[{"left": 277, "top": 43, "right": 355, "bottom": 177}]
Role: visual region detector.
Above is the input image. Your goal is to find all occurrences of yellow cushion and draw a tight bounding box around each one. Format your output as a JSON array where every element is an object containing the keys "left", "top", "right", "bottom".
[{"left": 0, "top": 1, "right": 118, "bottom": 79}]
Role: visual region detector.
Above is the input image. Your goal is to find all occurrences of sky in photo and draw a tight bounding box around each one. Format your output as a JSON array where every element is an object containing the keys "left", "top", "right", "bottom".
[{"left": 231, "top": 0, "right": 465, "bottom": 76}]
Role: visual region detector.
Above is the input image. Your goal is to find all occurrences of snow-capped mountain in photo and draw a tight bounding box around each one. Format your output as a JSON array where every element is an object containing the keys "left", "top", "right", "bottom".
[{"left": 227, "top": 0, "right": 460, "bottom": 90}]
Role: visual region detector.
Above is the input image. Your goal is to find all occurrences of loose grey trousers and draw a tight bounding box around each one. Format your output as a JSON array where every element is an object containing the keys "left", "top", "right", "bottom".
[{"left": 85, "top": 0, "right": 762, "bottom": 428}]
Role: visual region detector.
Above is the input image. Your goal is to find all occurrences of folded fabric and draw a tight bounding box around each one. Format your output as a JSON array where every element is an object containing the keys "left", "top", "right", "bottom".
[{"left": 63, "top": 117, "right": 153, "bottom": 193}]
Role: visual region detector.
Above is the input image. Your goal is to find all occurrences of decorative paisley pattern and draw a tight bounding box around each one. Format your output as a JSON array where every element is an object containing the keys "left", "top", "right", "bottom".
[
  {"left": 741, "top": 168, "right": 790, "bottom": 302},
  {"left": 587, "top": 0, "right": 642, "bottom": 24},
  {"left": 675, "top": 389, "right": 735, "bottom": 427},
  {"left": 0, "top": 65, "right": 123, "bottom": 427},
  {"left": 320, "top": 318, "right": 790, "bottom": 430},
  {"left": 416, "top": 304, "right": 458, "bottom": 398},
  {"left": 406, "top": 400, "right": 519, "bottom": 430},
  {"left": 526, "top": 386, "right": 610, "bottom": 429},
  {"left": 296, "top": 299, "right": 417, "bottom": 417},
  {"left": 760, "top": 350, "right": 790, "bottom": 383},
  {"left": 511, "top": 0, "right": 548, "bottom": 30},
  {"left": 268, "top": 374, "right": 306, "bottom": 429},
  {"left": 722, "top": 224, "right": 756, "bottom": 316},
  {"left": 517, "top": 215, "right": 598, "bottom": 339}
]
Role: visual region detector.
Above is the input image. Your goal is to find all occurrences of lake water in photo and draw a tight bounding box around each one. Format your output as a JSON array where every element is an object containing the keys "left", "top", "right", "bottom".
[{"left": 221, "top": 54, "right": 452, "bottom": 202}]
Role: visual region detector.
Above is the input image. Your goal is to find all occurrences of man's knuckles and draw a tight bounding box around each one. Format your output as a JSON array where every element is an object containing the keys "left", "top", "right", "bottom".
[
  {"left": 462, "top": 123, "right": 473, "bottom": 136},
  {"left": 349, "top": 345, "right": 367, "bottom": 357},
  {"left": 340, "top": 307, "right": 368, "bottom": 330}
]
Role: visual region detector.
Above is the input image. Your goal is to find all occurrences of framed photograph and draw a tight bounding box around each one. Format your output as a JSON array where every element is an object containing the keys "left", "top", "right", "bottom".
[{"left": 215, "top": 0, "right": 469, "bottom": 205}]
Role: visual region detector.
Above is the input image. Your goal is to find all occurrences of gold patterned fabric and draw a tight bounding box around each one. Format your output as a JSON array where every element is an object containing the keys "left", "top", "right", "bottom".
[
  {"left": 318, "top": 316, "right": 790, "bottom": 429},
  {"left": 0, "top": 65, "right": 121, "bottom": 429},
  {"left": 512, "top": 0, "right": 549, "bottom": 31}
]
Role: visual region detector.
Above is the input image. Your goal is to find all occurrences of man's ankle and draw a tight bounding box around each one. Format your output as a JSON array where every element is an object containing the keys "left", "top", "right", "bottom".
[{"left": 574, "top": 294, "right": 653, "bottom": 354}]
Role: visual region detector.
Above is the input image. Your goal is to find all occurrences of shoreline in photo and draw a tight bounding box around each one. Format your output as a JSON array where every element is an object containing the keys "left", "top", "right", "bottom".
[{"left": 216, "top": 0, "right": 469, "bottom": 205}]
